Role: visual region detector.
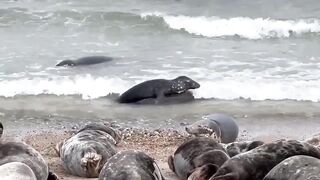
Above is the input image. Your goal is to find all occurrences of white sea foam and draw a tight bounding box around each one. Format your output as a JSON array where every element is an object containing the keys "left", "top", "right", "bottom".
[
  {"left": 141, "top": 12, "right": 320, "bottom": 39},
  {"left": 1, "top": 75, "right": 320, "bottom": 102}
]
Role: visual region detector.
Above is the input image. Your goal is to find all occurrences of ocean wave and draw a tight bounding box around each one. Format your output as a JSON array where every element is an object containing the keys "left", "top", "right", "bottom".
[
  {"left": 141, "top": 12, "right": 320, "bottom": 39},
  {"left": 1, "top": 75, "right": 320, "bottom": 102}
]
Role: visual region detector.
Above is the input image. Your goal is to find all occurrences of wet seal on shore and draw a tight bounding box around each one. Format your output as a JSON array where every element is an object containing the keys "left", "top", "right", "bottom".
[
  {"left": 56, "top": 56, "right": 113, "bottom": 67},
  {"left": 99, "top": 150, "right": 165, "bottom": 180},
  {"left": 168, "top": 137, "right": 229, "bottom": 180},
  {"left": 263, "top": 155, "right": 320, "bottom": 180},
  {"left": 118, "top": 76, "right": 200, "bottom": 104},
  {"left": 0, "top": 162, "right": 37, "bottom": 180},
  {"left": 55, "top": 123, "right": 121, "bottom": 177},
  {"left": 185, "top": 114, "right": 239, "bottom": 143},
  {"left": 225, "top": 140, "right": 265, "bottom": 157},
  {"left": 209, "top": 139, "right": 320, "bottom": 180},
  {"left": 0, "top": 122, "right": 59, "bottom": 180},
  {"left": 135, "top": 91, "right": 196, "bottom": 105}
]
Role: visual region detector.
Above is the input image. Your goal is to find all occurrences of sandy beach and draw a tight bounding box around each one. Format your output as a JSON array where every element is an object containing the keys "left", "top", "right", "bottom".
[{"left": 15, "top": 126, "right": 317, "bottom": 180}]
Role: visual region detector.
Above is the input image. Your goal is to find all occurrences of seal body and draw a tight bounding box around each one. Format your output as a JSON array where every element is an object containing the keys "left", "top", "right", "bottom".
[
  {"left": 135, "top": 91, "right": 195, "bottom": 105},
  {"left": 99, "top": 150, "right": 164, "bottom": 180},
  {"left": 210, "top": 140, "right": 320, "bottom": 180},
  {"left": 0, "top": 122, "right": 58, "bottom": 180},
  {"left": 186, "top": 114, "right": 239, "bottom": 143},
  {"left": 56, "top": 123, "right": 120, "bottom": 177},
  {"left": 168, "top": 137, "right": 229, "bottom": 180},
  {"left": 0, "top": 162, "right": 37, "bottom": 180},
  {"left": 56, "top": 56, "right": 113, "bottom": 66},
  {"left": 225, "top": 140, "right": 264, "bottom": 157},
  {"left": 263, "top": 155, "right": 320, "bottom": 180},
  {"left": 118, "top": 76, "right": 200, "bottom": 103}
]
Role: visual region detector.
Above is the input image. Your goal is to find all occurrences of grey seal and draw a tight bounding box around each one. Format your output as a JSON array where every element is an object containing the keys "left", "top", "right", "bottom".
[
  {"left": 186, "top": 114, "right": 239, "bottom": 143},
  {"left": 98, "top": 150, "right": 165, "bottom": 180},
  {"left": 0, "top": 122, "right": 59, "bottom": 180},
  {"left": 209, "top": 139, "right": 320, "bottom": 180},
  {"left": 0, "top": 162, "right": 37, "bottom": 180},
  {"left": 168, "top": 137, "right": 229, "bottom": 180},
  {"left": 55, "top": 123, "right": 120, "bottom": 177},
  {"left": 56, "top": 56, "right": 113, "bottom": 66},
  {"left": 263, "top": 155, "right": 320, "bottom": 180},
  {"left": 118, "top": 76, "right": 200, "bottom": 103},
  {"left": 135, "top": 91, "right": 196, "bottom": 105},
  {"left": 225, "top": 140, "right": 264, "bottom": 157}
]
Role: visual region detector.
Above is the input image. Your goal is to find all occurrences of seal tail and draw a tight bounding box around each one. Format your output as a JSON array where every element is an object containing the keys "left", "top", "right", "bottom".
[
  {"left": 0, "top": 122, "right": 3, "bottom": 139},
  {"left": 80, "top": 152, "right": 102, "bottom": 177}
]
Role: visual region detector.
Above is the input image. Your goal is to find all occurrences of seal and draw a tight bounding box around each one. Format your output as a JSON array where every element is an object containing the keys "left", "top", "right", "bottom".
[
  {"left": 99, "top": 150, "right": 165, "bottom": 180},
  {"left": 263, "top": 155, "right": 320, "bottom": 180},
  {"left": 225, "top": 140, "right": 264, "bottom": 157},
  {"left": 168, "top": 137, "right": 229, "bottom": 180},
  {"left": 55, "top": 123, "right": 120, "bottom": 178},
  {"left": 118, "top": 76, "right": 200, "bottom": 103},
  {"left": 185, "top": 114, "right": 239, "bottom": 143},
  {"left": 56, "top": 56, "right": 113, "bottom": 66},
  {"left": 209, "top": 139, "right": 320, "bottom": 180},
  {"left": 0, "top": 162, "right": 37, "bottom": 180},
  {"left": 0, "top": 122, "right": 59, "bottom": 180}
]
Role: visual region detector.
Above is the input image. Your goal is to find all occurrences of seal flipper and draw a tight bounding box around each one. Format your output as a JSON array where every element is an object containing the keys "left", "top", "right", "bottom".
[
  {"left": 210, "top": 173, "right": 239, "bottom": 180},
  {"left": 47, "top": 171, "right": 59, "bottom": 180},
  {"left": 54, "top": 140, "right": 65, "bottom": 157},
  {"left": 167, "top": 155, "right": 175, "bottom": 173},
  {"left": 188, "top": 164, "right": 220, "bottom": 180},
  {"left": 80, "top": 152, "right": 102, "bottom": 177}
]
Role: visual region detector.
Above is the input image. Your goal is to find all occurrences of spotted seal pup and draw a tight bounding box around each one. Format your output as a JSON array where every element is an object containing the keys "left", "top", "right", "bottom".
[
  {"left": 209, "top": 139, "right": 320, "bottom": 180},
  {"left": 168, "top": 137, "right": 229, "bottom": 180},
  {"left": 55, "top": 123, "right": 121, "bottom": 177},
  {"left": 0, "top": 122, "right": 58, "bottom": 180},
  {"left": 0, "top": 162, "right": 37, "bottom": 180},
  {"left": 56, "top": 56, "right": 113, "bottom": 66},
  {"left": 99, "top": 150, "right": 164, "bottom": 180},
  {"left": 225, "top": 140, "right": 265, "bottom": 157},
  {"left": 186, "top": 114, "right": 239, "bottom": 143},
  {"left": 118, "top": 76, "right": 200, "bottom": 104}
]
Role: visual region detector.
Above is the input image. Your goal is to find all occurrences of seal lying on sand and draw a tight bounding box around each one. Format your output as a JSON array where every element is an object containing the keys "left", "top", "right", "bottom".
[
  {"left": 56, "top": 56, "right": 113, "bottom": 66},
  {"left": 0, "top": 122, "right": 58, "bottom": 180},
  {"left": 263, "top": 155, "right": 320, "bottom": 180},
  {"left": 56, "top": 123, "right": 120, "bottom": 177},
  {"left": 186, "top": 114, "right": 239, "bottom": 143},
  {"left": 99, "top": 150, "right": 164, "bottom": 180},
  {"left": 209, "top": 139, "right": 320, "bottom": 180},
  {"left": 0, "top": 162, "right": 37, "bottom": 180},
  {"left": 225, "top": 140, "right": 264, "bottom": 157},
  {"left": 168, "top": 137, "right": 229, "bottom": 180},
  {"left": 118, "top": 76, "right": 200, "bottom": 104}
]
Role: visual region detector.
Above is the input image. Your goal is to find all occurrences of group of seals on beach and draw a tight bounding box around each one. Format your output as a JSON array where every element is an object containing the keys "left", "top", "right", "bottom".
[
  {"left": 54, "top": 122, "right": 164, "bottom": 179},
  {"left": 0, "top": 123, "right": 58, "bottom": 180}
]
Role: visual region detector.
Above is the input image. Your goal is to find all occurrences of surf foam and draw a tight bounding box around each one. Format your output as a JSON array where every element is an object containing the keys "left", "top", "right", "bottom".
[{"left": 141, "top": 12, "right": 320, "bottom": 39}]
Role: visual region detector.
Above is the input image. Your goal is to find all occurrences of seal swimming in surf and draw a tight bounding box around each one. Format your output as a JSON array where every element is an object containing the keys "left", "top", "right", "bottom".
[
  {"left": 264, "top": 155, "right": 320, "bottom": 180},
  {"left": 185, "top": 114, "right": 239, "bottom": 143},
  {"left": 0, "top": 122, "right": 59, "bottom": 180},
  {"left": 56, "top": 56, "right": 113, "bottom": 66},
  {"left": 118, "top": 76, "right": 200, "bottom": 104},
  {"left": 209, "top": 139, "right": 320, "bottom": 180},
  {"left": 168, "top": 137, "right": 229, "bottom": 180},
  {"left": 55, "top": 123, "right": 120, "bottom": 178},
  {"left": 0, "top": 162, "right": 37, "bottom": 180},
  {"left": 225, "top": 140, "right": 264, "bottom": 157},
  {"left": 98, "top": 150, "right": 165, "bottom": 180}
]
